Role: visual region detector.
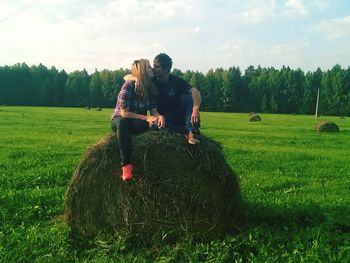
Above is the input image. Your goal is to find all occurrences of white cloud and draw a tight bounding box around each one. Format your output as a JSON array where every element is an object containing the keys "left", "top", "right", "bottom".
[
  {"left": 233, "top": 7, "right": 274, "bottom": 24},
  {"left": 228, "top": 0, "right": 312, "bottom": 25},
  {"left": 0, "top": 0, "right": 348, "bottom": 73},
  {"left": 318, "top": 16, "right": 350, "bottom": 40},
  {"left": 268, "top": 41, "right": 309, "bottom": 61},
  {"left": 229, "top": 0, "right": 330, "bottom": 25},
  {"left": 193, "top": 27, "right": 200, "bottom": 32},
  {"left": 153, "top": 0, "right": 194, "bottom": 19},
  {"left": 217, "top": 39, "right": 309, "bottom": 70},
  {"left": 282, "top": 0, "right": 308, "bottom": 17},
  {"left": 0, "top": 0, "right": 189, "bottom": 72},
  {"left": 230, "top": 0, "right": 277, "bottom": 24},
  {"left": 309, "top": 0, "right": 330, "bottom": 10}
]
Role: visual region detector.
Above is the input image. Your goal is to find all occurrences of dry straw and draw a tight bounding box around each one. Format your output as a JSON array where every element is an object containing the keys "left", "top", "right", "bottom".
[
  {"left": 315, "top": 120, "right": 339, "bottom": 132},
  {"left": 64, "top": 130, "right": 245, "bottom": 240},
  {"left": 249, "top": 113, "right": 261, "bottom": 122}
]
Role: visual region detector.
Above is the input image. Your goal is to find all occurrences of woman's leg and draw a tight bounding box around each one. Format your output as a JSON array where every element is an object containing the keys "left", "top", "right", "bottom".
[
  {"left": 111, "top": 117, "right": 148, "bottom": 181},
  {"left": 112, "top": 117, "right": 131, "bottom": 166},
  {"left": 111, "top": 117, "right": 148, "bottom": 166}
]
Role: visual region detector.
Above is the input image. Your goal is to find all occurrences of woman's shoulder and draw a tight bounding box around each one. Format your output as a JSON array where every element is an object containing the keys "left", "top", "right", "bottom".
[
  {"left": 123, "top": 80, "right": 135, "bottom": 86},
  {"left": 118, "top": 81, "right": 136, "bottom": 98},
  {"left": 121, "top": 80, "right": 136, "bottom": 90}
]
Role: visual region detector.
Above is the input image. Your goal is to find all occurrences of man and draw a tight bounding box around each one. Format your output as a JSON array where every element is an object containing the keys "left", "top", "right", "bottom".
[
  {"left": 125, "top": 53, "right": 201, "bottom": 144},
  {"left": 152, "top": 53, "right": 201, "bottom": 144}
]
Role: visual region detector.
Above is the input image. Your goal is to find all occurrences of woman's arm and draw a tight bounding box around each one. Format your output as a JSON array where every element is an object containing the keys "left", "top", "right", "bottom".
[
  {"left": 117, "top": 81, "right": 154, "bottom": 122},
  {"left": 120, "top": 108, "right": 156, "bottom": 123}
]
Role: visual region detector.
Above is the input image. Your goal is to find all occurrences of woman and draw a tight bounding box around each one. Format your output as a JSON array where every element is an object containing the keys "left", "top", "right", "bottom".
[{"left": 111, "top": 59, "right": 165, "bottom": 181}]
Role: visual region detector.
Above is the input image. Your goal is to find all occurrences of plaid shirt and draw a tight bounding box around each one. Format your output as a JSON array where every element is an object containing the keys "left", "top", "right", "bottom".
[{"left": 111, "top": 81, "right": 158, "bottom": 119}]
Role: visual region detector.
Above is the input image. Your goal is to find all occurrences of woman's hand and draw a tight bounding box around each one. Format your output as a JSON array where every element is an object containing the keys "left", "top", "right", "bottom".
[{"left": 145, "top": 115, "right": 156, "bottom": 123}]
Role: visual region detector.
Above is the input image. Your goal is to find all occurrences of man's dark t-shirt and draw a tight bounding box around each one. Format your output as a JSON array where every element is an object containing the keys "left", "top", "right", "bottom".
[{"left": 154, "top": 75, "right": 191, "bottom": 114}]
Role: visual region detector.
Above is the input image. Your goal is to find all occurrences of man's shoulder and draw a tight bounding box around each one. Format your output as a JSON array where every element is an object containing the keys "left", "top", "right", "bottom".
[
  {"left": 169, "top": 74, "right": 190, "bottom": 85},
  {"left": 169, "top": 74, "right": 183, "bottom": 81}
]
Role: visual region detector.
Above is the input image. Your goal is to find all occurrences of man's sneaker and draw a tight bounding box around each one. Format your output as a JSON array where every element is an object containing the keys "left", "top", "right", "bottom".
[
  {"left": 186, "top": 131, "right": 200, "bottom": 145},
  {"left": 121, "top": 164, "right": 133, "bottom": 181}
]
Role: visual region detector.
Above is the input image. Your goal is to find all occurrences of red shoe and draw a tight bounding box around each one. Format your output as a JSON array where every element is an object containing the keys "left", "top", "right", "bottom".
[{"left": 121, "top": 164, "right": 133, "bottom": 181}]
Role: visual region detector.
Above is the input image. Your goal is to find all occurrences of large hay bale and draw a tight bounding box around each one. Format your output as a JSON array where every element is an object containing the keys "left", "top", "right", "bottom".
[
  {"left": 249, "top": 114, "right": 261, "bottom": 122},
  {"left": 64, "top": 130, "right": 244, "bottom": 240},
  {"left": 315, "top": 120, "right": 339, "bottom": 132}
]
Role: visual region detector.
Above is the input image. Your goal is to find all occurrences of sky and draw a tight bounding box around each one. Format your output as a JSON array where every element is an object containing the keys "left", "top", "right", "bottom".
[{"left": 0, "top": 0, "right": 349, "bottom": 74}]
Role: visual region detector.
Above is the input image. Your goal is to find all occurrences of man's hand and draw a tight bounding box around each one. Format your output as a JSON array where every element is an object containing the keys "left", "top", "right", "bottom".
[
  {"left": 156, "top": 115, "right": 165, "bottom": 128},
  {"left": 191, "top": 106, "right": 200, "bottom": 125},
  {"left": 190, "top": 87, "right": 201, "bottom": 125}
]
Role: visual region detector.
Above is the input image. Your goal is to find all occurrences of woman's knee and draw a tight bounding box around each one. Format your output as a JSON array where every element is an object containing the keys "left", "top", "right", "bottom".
[
  {"left": 111, "top": 117, "right": 130, "bottom": 132},
  {"left": 111, "top": 118, "right": 118, "bottom": 132}
]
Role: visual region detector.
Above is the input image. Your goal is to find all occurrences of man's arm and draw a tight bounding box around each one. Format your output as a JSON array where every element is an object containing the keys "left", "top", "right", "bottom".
[
  {"left": 124, "top": 74, "right": 143, "bottom": 92},
  {"left": 123, "top": 74, "right": 137, "bottom": 81},
  {"left": 190, "top": 87, "right": 201, "bottom": 125}
]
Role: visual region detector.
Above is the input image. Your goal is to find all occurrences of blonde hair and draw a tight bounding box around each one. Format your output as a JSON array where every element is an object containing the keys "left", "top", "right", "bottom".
[{"left": 131, "top": 59, "right": 157, "bottom": 100}]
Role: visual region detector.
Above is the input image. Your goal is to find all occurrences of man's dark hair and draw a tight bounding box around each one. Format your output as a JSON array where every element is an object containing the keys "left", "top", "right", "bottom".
[{"left": 154, "top": 53, "right": 173, "bottom": 73}]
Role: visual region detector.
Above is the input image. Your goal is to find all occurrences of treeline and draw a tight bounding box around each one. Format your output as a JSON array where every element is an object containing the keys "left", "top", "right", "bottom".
[
  {"left": 1, "top": 63, "right": 350, "bottom": 115},
  {"left": 0, "top": 63, "right": 129, "bottom": 108}
]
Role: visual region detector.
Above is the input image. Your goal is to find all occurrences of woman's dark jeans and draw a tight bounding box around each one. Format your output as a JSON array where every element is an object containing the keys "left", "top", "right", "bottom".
[{"left": 111, "top": 117, "right": 148, "bottom": 166}]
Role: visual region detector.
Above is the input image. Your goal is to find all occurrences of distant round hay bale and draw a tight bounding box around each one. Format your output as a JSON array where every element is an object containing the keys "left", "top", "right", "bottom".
[
  {"left": 249, "top": 114, "right": 261, "bottom": 122},
  {"left": 95, "top": 107, "right": 102, "bottom": 111},
  {"left": 315, "top": 120, "right": 339, "bottom": 132},
  {"left": 64, "top": 130, "right": 244, "bottom": 240}
]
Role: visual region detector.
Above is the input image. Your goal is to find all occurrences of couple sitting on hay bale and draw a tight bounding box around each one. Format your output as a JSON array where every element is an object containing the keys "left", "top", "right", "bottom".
[{"left": 110, "top": 53, "right": 202, "bottom": 181}]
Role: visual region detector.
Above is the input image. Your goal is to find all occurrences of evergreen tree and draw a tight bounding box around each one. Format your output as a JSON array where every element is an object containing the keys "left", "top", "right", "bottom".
[
  {"left": 64, "top": 70, "right": 90, "bottom": 107},
  {"left": 303, "top": 68, "right": 322, "bottom": 114},
  {"left": 89, "top": 70, "right": 103, "bottom": 107},
  {"left": 202, "top": 69, "right": 222, "bottom": 112}
]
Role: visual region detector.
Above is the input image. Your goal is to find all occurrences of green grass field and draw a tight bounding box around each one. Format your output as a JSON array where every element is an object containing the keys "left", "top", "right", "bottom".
[{"left": 1, "top": 106, "right": 349, "bottom": 262}]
